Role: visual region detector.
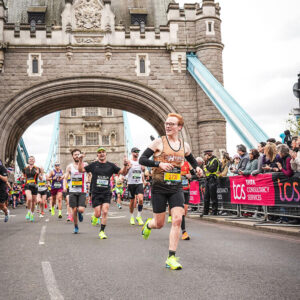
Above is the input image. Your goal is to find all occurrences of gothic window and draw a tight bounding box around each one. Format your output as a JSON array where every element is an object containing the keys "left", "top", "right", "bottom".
[
  {"left": 27, "top": 54, "right": 43, "bottom": 76},
  {"left": 85, "top": 107, "right": 98, "bottom": 116},
  {"left": 27, "top": 7, "right": 46, "bottom": 25},
  {"left": 71, "top": 108, "right": 77, "bottom": 117},
  {"left": 102, "top": 135, "right": 110, "bottom": 145},
  {"left": 86, "top": 132, "right": 99, "bottom": 146},
  {"left": 206, "top": 21, "right": 215, "bottom": 35},
  {"left": 131, "top": 14, "right": 147, "bottom": 26},
  {"left": 107, "top": 108, "right": 113, "bottom": 116},
  {"left": 135, "top": 54, "right": 150, "bottom": 76},
  {"left": 75, "top": 135, "right": 83, "bottom": 146},
  {"left": 140, "top": 57, "right": 145, "bottom": 74},
  {"left": 32, "top": 57, "right": 39, "bottom": 74}
]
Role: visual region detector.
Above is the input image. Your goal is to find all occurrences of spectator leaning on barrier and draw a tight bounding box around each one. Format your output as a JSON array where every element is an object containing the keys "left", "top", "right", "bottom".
[
  {"left": 202, "top": 150, "right": 220, "bottom": 216},
  {"left": 276, "top": 144, "right": 294, "bottom": 177},
  {"left": 262, "top": 142, "right": 281, "bottom": 173},
  {"left": 218, "top": 152, "right": 230, "bottom": 177},
  {"left": 252, "top": 142, "right": 266, "bottom": 175},
  {"left": 231, "top": 144, "right": 249, "bottom": 174},
  {"left": 290, "top": 148, "right": 300, "bottom": 173},
  {"left": 239, "top": 149, "right": 259, "bottom": 176}
]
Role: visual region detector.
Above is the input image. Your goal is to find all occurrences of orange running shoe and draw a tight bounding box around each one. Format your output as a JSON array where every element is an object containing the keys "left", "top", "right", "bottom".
[{"left": 182, "top": 232, "right": 190, "bottom": 240}]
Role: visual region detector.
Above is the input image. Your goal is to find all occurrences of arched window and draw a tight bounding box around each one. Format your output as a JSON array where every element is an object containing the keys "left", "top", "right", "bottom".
[
  {"left": 32, "top": 56, "right": 39, "bottom": 74},
  {"left": 140, "top": 57, "right": 145, "bottom": 74}
]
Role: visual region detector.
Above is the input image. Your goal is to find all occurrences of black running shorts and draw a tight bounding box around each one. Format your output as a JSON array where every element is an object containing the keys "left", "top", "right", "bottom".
[
  {"left": 92, "top": 193, "right": 111, "bottom": 208},
  {"left": 69, "top": 192, "right": 86, "bottom": 208},
  {"left": 128, "top": 184, "right": 144, "bottom": 199},
  {"left": 151, "top": 191, "right": 184, "bottom": 213},
  {"left": 25, "top": 185, "right": 38, "bottom": 196},
  {"left": 38, "top": 190, "right": 47, "bottom": 196},
  {"left": 0, "top": 192, "right": 8, "bottom": 203}
]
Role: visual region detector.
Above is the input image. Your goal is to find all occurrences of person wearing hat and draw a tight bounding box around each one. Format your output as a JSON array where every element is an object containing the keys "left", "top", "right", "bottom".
[
  {"left": 231, "top": 144, "right": 249, "bottom": 175},
  {"left": 202, "top": 150, "right": 221, "bottom": 216},
  {"left": 127, "top": 147, "right": 146, "bottom": 226},
  {"left": 78, "top": 147, "right": 130, "bottom": 239}
]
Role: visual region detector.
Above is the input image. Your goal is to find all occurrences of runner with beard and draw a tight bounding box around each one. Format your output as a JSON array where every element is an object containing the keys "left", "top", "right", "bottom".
[
  {"left": 78, "top": 147, "right": 130, "bottom": 239},
  {"left": 139, "top": 113, "right": 202, "bottom": 270},
  {"left": 64, "top": 149, "right": 87, "bottom": 234}
]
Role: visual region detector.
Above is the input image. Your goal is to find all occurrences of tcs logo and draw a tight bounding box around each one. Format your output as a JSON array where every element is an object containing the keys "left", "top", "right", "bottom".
[
  {"left": 232, "top": 182, "right": 246, "bottom": 200},
  {"left": 277, "top": 179, "right": 300, "bottom": 202}
]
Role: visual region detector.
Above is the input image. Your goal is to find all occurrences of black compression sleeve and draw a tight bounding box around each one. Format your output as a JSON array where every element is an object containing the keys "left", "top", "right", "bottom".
[
  {"left": 185, "top": 153, "right": 199, "bottom": 169},
  {"left": 139, "top": 148, "right": 160, "bottom": 168}
]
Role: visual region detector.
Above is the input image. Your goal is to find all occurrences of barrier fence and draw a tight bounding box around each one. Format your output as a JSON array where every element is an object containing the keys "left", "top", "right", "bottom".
[{"left": 188, "top": 173, "right": 300, "bottom": 227}]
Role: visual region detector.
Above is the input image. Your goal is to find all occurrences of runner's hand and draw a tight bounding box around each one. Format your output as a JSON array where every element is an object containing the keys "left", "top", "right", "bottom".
[
  {"left": 159, "top": 162, "right": 173, "bottom": 171},
  {"left": 78, "top": 154, "right": 85, "bottom": 160}
]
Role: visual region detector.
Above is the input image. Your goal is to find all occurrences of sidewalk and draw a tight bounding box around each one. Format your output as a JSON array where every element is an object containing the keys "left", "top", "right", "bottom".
[
  {"left": 189, "top": 214, "right": 300, "bottom": 237},
  {"left": 126, "top": 202, "right": 300, "bottom": 237}
]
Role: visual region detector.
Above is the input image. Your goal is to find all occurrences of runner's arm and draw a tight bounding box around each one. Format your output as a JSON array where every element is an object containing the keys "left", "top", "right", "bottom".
[
  {"left": 184, "top": 142, "right": 202, "bottom": 177},
  {"left": 78, "top": 154, "right": 87, "bottom": 173},
  {"left": 63, "top": 166, "right": 70, "bottom": 191}
]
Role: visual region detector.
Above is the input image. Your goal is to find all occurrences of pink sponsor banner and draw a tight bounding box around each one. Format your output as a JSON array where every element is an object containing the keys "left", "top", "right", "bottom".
[
  {"left": 189, "top": 181, "right": 200, "bottom": 204},
  {"left": 230, "top": 174, "right": 275, "bottom": 206}
]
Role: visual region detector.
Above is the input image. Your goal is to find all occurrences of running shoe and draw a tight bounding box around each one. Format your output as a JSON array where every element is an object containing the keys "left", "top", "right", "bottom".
[
  {"left": 130, "top": 217, "right": 135, "bottom": 225},
  {"left": 99, "top": 231, "right": 107, "bottom": 239},
  {"left": 51, "top": 206, "right": 55, "bottom": 216},
  {"left": 142, "top": 218, "right": 152, "bottom": 240},
  {"left": 74, "top": 226, "right": 79, "bottom": 234},
  {"left": 117, "top": 204, "right": 122, "bottom": 209},
  {"left": 67, "top": 215, "right": 72, "bottom": 222},
  {"left": 182, "top": 232, "right": 190, "bottom": 240},
  {"left": 165, "top": 256, "right": 182, "bottom": 270},
  {"left": 136, "top": 216, "right": 144, "bottom": 226},
  {"left": 39, "top": 213, "right": 44, "bottom": 218},
  {"left": 91, "top": 215, "right": 98, "bottom": 226},
  {"left": 78, "top": 211, "right": 83, "bottom": 222},
  {"left": 30, "top": 213, "right": 34, "bottom": 222},
  {"left": 41, "top": 211, "right": 45, "bottom": 216},
  {"left": 4, "top": 210, "right": 9, "bottom": 222},
  {"left": 26, "top": 211, "right": 30, "bottom": 220},
  {"left": 168, "top": 216, "right": 172, "bottom": 223},
  {"left": 58, "top": 210, "right": 62, "bottom": 219}
]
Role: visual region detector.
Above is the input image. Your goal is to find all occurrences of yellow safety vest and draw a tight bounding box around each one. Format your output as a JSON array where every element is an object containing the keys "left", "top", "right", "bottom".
[{"left": 204, "top": 158, "right": 220, "bottom": 177}]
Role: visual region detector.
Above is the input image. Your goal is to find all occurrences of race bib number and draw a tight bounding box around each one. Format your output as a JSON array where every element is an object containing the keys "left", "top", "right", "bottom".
[
  {"left": 116, "top": 183, "right": 123, "bottom": 188},
  {"left": 182, "top": 178, "right": 189, "bottom": 187},
  {"left": 27, "top": 179, "right": 35, "bottom": 184},
  {"left": 54, "top": 182, "right": 62, "bottom": 189},
  {"left": 38, "top": 182, "right": 46, "bottom": 186},
  {"left": 164, "top": 172, "right": 181, "bottom": 183},
  {"left": 132, "top": 170, "right": 142, "bottom": 180},
  {"left": 96, "top": 176, "right": 109, "bottom": 188},
  {"left": 71, "top": 176, "right": 83, "bottom": 188}
]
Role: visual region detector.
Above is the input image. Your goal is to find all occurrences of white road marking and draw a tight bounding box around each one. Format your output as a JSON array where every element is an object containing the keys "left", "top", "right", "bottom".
[
  {"left": 39, "top": 225, "right": 46, "bottom": 245},
  {"left": 108, "top": 216, "right": 126, "bottom": 219},
  {"left": 42, "top": 261, "right": 64, "bottom": 300},
  {"left": 45, "top": 218, "right": 49, "bottom": 222}
]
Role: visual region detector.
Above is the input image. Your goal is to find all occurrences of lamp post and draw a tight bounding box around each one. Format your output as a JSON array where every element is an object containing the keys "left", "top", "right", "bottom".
[{"left": 293, "top": 73, "right": 300, "bottom": 134}]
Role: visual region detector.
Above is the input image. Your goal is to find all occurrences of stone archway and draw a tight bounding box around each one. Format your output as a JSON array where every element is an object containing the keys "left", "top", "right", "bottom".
[{"left": 0, "top": 76, "right": 191, "bottom": 163}]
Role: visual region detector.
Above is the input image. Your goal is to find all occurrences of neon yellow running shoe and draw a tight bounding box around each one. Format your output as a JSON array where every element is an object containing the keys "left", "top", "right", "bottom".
[
  {"left": 91, "top": 215, "right": 98, "bottom": 226},
  {"left": 168, "top": 216, "right": 172, "bottom": 223},
  {"left": 51, "top": 206, "right": 55, "bottom": 216},
  {"left": 30, "top": 213, "right": 34, "bottom": 222},
  {"left": 130, "top": 217, "right": 135, "bottom": 225},
  {"left": 136, "top": 216, "right": 144, "bottom": 226},
  {"left": 165, "top": 256, "right": 182, "bottom": 270},
  {"left": 142, "top": 218, "right": 152, "bottom": 240},
  {"left": 26, "top": 211, "right": 30, "bottom": 220},
  {"left": 98, "top": 231, "right": 107, "bottom": 239}
]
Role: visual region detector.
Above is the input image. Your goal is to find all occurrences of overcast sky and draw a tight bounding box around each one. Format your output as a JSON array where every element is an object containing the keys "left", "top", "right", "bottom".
[{"left": 23, "top": 0, "right": 300, "bottom": 166}]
